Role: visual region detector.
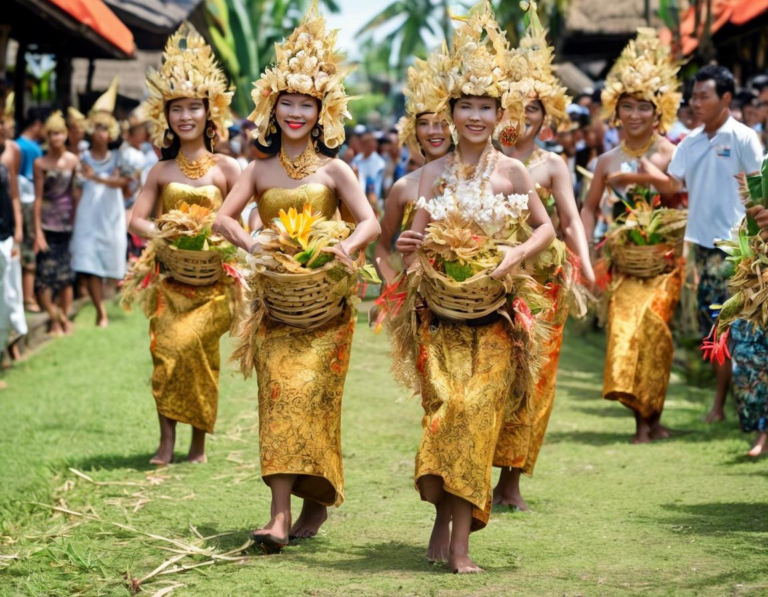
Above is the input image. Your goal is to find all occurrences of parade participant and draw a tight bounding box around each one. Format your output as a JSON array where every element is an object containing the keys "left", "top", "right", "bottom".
[
  {"left": 71, "top": 78, "right": 129, "bottom": 328},
  {"left": 213, "top": 2, "right": 379, "bottom": 550},
  {"left": 665, "top": 65, "right": 764, "bottom": 425},
  {"left": 493, "top": 2, "right": 594, "bottom": 510},
  {"left": 395, "top": 2, "right": 555, "bottom": 573},
  {"left": 0, "top": 114, "right": 25, "bottom": 379},
  {"left": 66, "top": 107, "right": 89, "bottom": 156},
  {"left": 128, "top": 22, "right": 240, "bottom": 465},
  {"left": 32, "top": 111, "right": 79, "bottom": 336},
  {"left": 580, "top": 29, "right": 683, "bottom": 443},
  {"left": 374, "top": 52, "right": 453, "bottom": 286}
]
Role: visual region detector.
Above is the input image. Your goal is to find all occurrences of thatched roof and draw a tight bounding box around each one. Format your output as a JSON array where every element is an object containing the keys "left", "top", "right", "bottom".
[{"left": 565, "top": 0, "right": 667, "bottom": 34}]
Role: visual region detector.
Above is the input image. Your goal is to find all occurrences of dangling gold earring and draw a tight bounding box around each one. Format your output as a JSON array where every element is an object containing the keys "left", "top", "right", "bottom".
[
  {"left": 206, "top": 123, "right": 216, "bottom": 139},
  {"left": 538, "top": 125, "right": 553, "bottom": 141},
  {"left": 311, "top": 125, "right": 320, "bottom": 151},
  {"left": 162, "top": 129, "right": 174, "bottom": 148},
  {"left": 499, "top": 125, "right": 518, "bottom": 147},
  {"left": 269, "top": 114, "right": 277, "bottom": 136}
]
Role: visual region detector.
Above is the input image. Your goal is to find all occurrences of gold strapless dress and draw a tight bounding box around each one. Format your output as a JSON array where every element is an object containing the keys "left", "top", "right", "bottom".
[
  {"left": 149, "top": 183, "right": 233, "bottom": 434},
  {"left": 252, "top": 184, "right": 354, "bottom": 507}
]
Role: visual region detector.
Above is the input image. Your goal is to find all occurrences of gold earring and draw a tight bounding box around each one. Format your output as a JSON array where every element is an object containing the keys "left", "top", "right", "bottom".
[{"left": 162, "top": 129, "right": 174, "bottom": 148}]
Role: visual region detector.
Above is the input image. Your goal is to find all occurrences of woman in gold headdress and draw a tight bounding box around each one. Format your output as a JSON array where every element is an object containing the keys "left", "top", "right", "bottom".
[
  {"left": 581, "top": 29, "right": 683, "bottom": 443},
  {"left": 492, "top": 1, "right": 594, "bottom": 511},
  {"left": 129, "top": 23, "right": 240, "bottom": 465},
  {"left": 373, "top": 52, "right": 453, "bottom": 288},
  {"left": 396, "top": 3, "right": 555, "bottom": 573},
  {"left": 212, "top": 3, "right": 379, "bottom": 550}
]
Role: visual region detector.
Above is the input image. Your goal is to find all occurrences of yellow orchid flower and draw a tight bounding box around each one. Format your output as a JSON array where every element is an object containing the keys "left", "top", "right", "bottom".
[{"left": 275, "top": 204, "right": 325, "bottom": 250}]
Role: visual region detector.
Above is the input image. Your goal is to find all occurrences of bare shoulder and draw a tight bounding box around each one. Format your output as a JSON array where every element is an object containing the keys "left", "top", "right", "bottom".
[
  {"left": 497, "top": 152, "right": 527, "bottom": 179},
  {"left": 323, "top": 156, "right": 352, "bottom": 176},
  {"left": 64, "top": 151, "right": 80, "bottom": 166},
  {"left": 656, "top": 136, "right": 676, "bottom": 158},
  {"left": 422, "top": 155, "right": 449, "bottom": 179},
  {"left": 215, "top": 154, "right": 241, "bottom": 175}
]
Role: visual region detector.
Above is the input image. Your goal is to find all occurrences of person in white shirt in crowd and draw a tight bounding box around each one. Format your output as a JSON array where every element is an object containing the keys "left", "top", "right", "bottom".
[
  {"left": 662, "top": 65, "right": 765, "bottom": 427},
  {"left": 350, "top": 130, "right": 386, "bottom": 212}
]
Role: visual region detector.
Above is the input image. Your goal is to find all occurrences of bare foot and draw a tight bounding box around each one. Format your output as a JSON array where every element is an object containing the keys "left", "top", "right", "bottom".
[
  {"left": 747, "top": 433, "right": 768, "bottom": 458},
  {"left": 48, "top": 320, "right": 64, "bottom": 337},
  {"left": 449, "top": 553, "right": 484, "bottom": 574},
  {"left": 289, "top": 499, "right": 328, "bottom": 539},
  {"left": 150, "top": 440, "right": 175, "bottom": 466},
  {"left": 149, "top": 455, "right": 173, "bottom": 466},
  {"left": 650, "top": 424, "right": 672, "bottom": 441},
  {"left": 632, "top": 428, "right": 652, "bottom": 444},
  {"left": 251, "top": 512, "right": 290, "bottom": 550},
  {"left": 427, "top": 502, "right": 451, "bottom": 563},
  {"left": 24, "top": 301, "right": 41, "bottom": 313},
  {"left": 61, "top": 319, "right": 74, "bottom": 335},
  {"left": 96, "top": 317, "right": 109, "bottom": 329},
  {"left": 704, "top": 409, "right": 725, "bottom": 424},
  {"left": 186, "top": 453, "right": 207, "bottom": 464}
]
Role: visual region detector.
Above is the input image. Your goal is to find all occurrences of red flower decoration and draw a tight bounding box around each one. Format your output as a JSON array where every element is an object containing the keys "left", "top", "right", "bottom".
[
  {"left": 513, "top": 297, "right": 534, "bottom": 333},
  {"left": 700, "top": 326, "right": 732, "bottom": 365},
  {"left": 223, "top": 262, "right": 250, "bottom": 290}
]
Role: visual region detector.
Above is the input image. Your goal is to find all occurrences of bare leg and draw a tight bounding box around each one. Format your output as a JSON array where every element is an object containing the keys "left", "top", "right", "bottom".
[
  {"left": 252, "top": 474, "right": 295, "bottom": 548},
  {"left": 84, "top": 275, "right": 108, "bottom": 327},
  {"left": 23, "top": 269, "right": 40, "bottom": 311},
  {"left": 632, "top": 411, "right": 652, "bottom": 444},
  {"left": 747, "top": 432, "right": 768, "bottom": 458},
  {"left": 187, "top": 427, "right": 207, "bottom": 463},
  {"left": 37, "top": 289, "right": 63, "bottom": 336},
  {"left": 418, "top": 475, "right": 451, "bottom": 563},
  {"left": 57, "top": 286, "right": 74, "bottom": 334},
  {"left": 649, "top": 412, "right": 671, "bottom": 440},
  {"left": 289, "top": 499, "right": 328, "bottom": 539},
  {"left": 150, "top": 413, "right": 176, "bottom": 465},
  {"left": 705, "top": 360, "right": 730, "bottom": 423},
  {"left": 492, "top": 467, "right": 529, "bottom": 510},
  {"left": 446, "top": 494, "right": 483, "bottom": 574}
]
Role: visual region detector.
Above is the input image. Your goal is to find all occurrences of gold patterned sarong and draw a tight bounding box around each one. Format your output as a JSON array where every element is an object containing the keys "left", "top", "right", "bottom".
[
  {"left": 414, "top": 309, "right": 516, "bottom": 531},
  {"left": 148, "top": 183, "right": 234, "bottom": 434},
  {"left": 603, "top": 267, "right": 683, "bottom": 418},
  {"left": 150, "top": 278, "right": 232, "bottom": 433}
]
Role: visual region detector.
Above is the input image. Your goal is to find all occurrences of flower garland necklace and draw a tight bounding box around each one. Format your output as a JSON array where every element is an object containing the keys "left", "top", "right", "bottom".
[
  {"left": 417, "top": 140, "right": 529, "bottom": 238},
  {"left": 279, "top": 143, "right": 321, "bottom": 180},
  {"left": 620, "top": 133, "right": 658, "bottom": 159},
  {"left": 176, "top": 151, "right": 218, "bottom": 180}
]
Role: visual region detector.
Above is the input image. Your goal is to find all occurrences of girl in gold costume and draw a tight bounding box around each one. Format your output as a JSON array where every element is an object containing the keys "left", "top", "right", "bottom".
[
  {"left": 581, "top": 30, "right": 683, "bottom": 444},
  {"left": 374, "top": 53, "right": 453, "bottom": 286},
  {"left": 213, "top": 3, "right": 379, "bottom": 550},
  {"left": 493, "top": 2, "right": 595, "bottom": 511},
  {"left": 396, "top": 3, "right": 555, "bottom": 573},
  {"left": 128, "top": 23, "right": 241, "bottom": 465}
]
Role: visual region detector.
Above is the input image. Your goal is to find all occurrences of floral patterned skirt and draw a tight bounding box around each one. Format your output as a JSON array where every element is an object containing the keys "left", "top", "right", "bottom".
[
  {"left": 731, "top": 320, "right": 768, "bottom": 433},
  {"left": 254, "top": 306, "right": 355, "bottom": 508},
  {"left": 414, "top": 310, "right": 516, "bottom": 532}
]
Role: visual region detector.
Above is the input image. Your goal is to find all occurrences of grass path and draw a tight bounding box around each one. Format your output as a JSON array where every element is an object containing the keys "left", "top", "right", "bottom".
[{"left": 1, "top": 303, "right": 767, "bottom": 596}]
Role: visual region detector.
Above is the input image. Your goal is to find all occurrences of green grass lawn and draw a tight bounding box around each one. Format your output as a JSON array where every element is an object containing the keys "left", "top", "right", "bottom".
[{"left": 1, "top": 303, "right": 767, "bottom": 596}]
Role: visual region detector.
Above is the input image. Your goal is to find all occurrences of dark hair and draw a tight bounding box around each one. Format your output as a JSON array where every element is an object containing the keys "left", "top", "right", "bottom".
[
  {"left": 22, "top": 108, "right": 46, "bottom": 131},
  {"left": 694, "top": 65, "right": 735, "bottom": 98},
  {"left": 253, "top": 94, "right": 339, "bottom": 159},
  {"left": 449, "top": 95, "right": 501, "bottom": 113},
  {"left": 160, "top": 98, "right": 216, "bottom": 161}
]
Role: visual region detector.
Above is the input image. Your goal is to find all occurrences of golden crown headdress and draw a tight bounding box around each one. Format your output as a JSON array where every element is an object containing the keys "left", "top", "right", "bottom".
[
  {"left": 396, "top": 45, "right": 453, "bottom": 157},
  {"left": 601, "top": 28, "right": 682, "bottom": 133},
  {"left": 146, "top": 22, "right": 234, "bottom": 147},
  {"left": 45, "top": 110, "right": 67, "bottom": 134},
  {"left": 430, "top": 1, "right": 525, "bottom": 140},
  {"left": 249, "top": 0, "right": 351, "bottom": 149},
  {"left": 86, "top": 76, "right": 121, "bottom": 140},
  {"left": 509, "top": 2, "right": 570, "bottom": 132},
  {"left": 67, "top": 106, "right": 87, "bottom": 131}
]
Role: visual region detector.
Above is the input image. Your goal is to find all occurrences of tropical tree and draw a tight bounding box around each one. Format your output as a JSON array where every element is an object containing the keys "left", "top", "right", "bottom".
[
  {"left": 206, "top": 0, "right": 340, "bottom": 116},
  {"left": 355, "top": 0, "right": 453, "bottom": 77}
]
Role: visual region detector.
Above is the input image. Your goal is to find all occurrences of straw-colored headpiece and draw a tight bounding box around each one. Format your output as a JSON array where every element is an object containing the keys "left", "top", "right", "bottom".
[
  {"left": 248, "top": 0, "right": 351, "bottom": 149},
  {"left": 601, "top": 28, "right": 682, "bottom": 133},
  {"left": 45, "top": 110, "right": 68, "bottom": 134},
  {"left": 145, "top": 22, "right": 234, "bottom": 147},
  {"left": 509, "top": 2, "right": 570, "bottom": 132},
  {"left": 86, "top": 77, "right": 121, "bottom": 140}
]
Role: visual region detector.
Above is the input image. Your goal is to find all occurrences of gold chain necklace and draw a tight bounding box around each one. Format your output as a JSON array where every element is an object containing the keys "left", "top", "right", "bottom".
[
  {"left": 279, "top": 143, "right": 321, "bottom": 180},
  {"left": 620, "top": 134, "right": 658, "bottom": 159},
  {"left": 523, "top": 145, "right": 547, "bottom": 169},
  {"left": 176, "top": 151, "right": 217, "bottom": 180}
]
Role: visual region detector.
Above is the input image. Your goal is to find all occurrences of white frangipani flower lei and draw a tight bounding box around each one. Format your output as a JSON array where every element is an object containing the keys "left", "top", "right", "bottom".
[{"left": 416, "top": 141, "right": 530, "bottom": 238}]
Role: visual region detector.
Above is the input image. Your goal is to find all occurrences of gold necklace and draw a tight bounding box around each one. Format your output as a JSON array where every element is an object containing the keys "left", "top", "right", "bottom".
[
  {"left": 523, "top": 145, "right": 547, "bottom": 169},
  {"left": 620, "top": 134, "right": 658, "bottom": 159},
  {"left": 279, "top": 143, "right": 321, "bottom": 180},
  {"left": 176, "top": 151, "right": 217, "bottom": 180}
]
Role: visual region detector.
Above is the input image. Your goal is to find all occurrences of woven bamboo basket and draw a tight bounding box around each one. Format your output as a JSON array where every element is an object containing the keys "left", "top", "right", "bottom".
[
  {"left": 609, "top": 237, "right": 683, "bottom": 278},
  {"left": 419, "top": 255, "right": 507, "bottom": 322},
  {"left": 258, "top": 263, "right": 348, "bottom": 329},
  {"left": 157, "top": 245, "right": 222, "bottom": 286}
]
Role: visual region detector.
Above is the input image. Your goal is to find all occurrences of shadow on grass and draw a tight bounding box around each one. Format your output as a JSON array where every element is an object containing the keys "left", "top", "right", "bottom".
[
  {"left": 66, "top": 453, "right": 171, "bottom": 473},
  {"left": 659, "top": 502, "right": 768, "bottom": 536},
  {"left": 571, "top": 405, "right": 628, "bottom": 419},
  {"left": 545, "top": 426, "right": 727, "bottom": 446}
]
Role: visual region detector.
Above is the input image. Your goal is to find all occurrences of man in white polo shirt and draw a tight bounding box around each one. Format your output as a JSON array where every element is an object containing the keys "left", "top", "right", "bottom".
[{"left": 667, "top": 65, "right": 764, "bottom": 424}]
